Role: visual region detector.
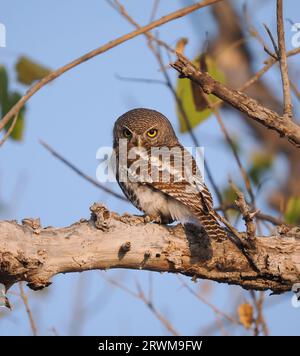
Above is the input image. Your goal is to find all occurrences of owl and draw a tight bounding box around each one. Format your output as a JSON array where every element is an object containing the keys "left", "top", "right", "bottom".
[{"left": 113, "top": 108, "right": 227, "bottom": 240}]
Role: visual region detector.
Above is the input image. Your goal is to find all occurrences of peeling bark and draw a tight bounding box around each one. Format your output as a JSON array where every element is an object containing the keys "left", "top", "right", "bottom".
[{"left": 0, "top": 204, "right": 299, "bottom": 294}]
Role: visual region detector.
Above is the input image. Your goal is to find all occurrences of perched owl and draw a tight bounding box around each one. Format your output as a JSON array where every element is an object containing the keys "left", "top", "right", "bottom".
[{"left": 113, "top": 108, "right": 227, "bottom": 240}]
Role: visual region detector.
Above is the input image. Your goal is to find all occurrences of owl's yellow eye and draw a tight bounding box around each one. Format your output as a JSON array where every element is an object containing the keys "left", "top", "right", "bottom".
[
  {"left": 147, "top": 129, "right": 158, "bottom": 138},
  {"left": 123, "top": 128, "right": 132, "bottom": 139}
]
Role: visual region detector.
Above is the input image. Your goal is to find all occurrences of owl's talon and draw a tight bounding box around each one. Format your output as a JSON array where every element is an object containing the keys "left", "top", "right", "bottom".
[
  {"left": 143, "top": 215, "right": 162, "bottom": 224},
  {"left": 143, "top": 215, "right": 151, "bottom": 223}
]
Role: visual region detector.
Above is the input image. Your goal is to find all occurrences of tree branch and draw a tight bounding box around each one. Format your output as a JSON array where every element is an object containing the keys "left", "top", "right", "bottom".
[
  {"left": 0, "top": 203, "right": 299, "bottom": 295},
  {"left": 0, "top": 0, "right": 223, "bottom": 136},
  {"left": 171, "top": 53, "right": 300, "bottom": 148},
  {"left": 276, "top": 0, "right": 293, "bottom": 119},
  {"left": 40, "top": 140, "right": 126, "bottom": 202}
]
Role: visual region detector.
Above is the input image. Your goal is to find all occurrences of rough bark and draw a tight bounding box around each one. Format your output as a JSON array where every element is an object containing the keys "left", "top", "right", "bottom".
[{"left": 0, "top": 203, "right": 299, "bottom": 294}]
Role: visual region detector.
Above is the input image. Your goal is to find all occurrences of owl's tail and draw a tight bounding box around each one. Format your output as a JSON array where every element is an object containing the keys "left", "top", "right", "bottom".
[{"left": 196, "top": 212, "right": 228, "bottom": 240}]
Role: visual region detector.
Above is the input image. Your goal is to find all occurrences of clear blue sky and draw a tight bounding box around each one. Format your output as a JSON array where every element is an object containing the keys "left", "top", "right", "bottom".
[{"left": 0, "top": 0, "right": 299, "bottom": 335}]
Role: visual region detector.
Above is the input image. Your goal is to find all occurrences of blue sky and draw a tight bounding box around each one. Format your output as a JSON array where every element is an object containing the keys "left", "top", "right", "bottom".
[{"left": 0, "top": 0, "right": 299, "bottom": 335}]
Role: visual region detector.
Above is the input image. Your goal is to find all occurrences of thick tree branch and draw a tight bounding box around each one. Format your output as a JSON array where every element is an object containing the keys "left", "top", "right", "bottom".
[
  {"left": 0, "top": 203, "right": 299, "bottom": 295},
  {"left": 171, "top": 54, "right": 300, "bottom": 148}
]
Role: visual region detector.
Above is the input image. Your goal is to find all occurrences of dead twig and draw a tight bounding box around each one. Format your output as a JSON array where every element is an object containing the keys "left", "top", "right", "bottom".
[
  {"left": 0, "top": 0, "right": 223, "bottom": 137},
  {"left": 171, "top": 53, "right": 300, "bottom": 148},
  {"left": 276, "top": 0, "right": 293, "bottom": 119},
  {"left": 136, "top": 281, "right": 180, "bottom": 336},
  {"left": 102, "top": 274, "right": 179, "bottom": 336},
  {"left": 0, "top": 113, "right": 19, "bottom": 147},
  {"left": 40, "top": 140, "right": 126, "bottom": 202},
  {"left": 229, "top": 180, "right": 257, "bottom": 243},
  {"left": 109, "top": 0, "right": 226, "bottom": 215},
  {"left": 178, "top": 276, "right": 241, "bottom": 326},
  {"left": 18, "top": 282, "right": 38, "bottom": 336}
]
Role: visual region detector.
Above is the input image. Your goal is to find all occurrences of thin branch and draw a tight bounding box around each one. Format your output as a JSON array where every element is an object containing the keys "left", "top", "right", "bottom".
[
  {"left": 149, "top": 0, "right": 161, "bottom": 22},
  {"left": 178, "top": 276, "right": 240, "bottom": 326},
  {"left": 106, "top": 0, "right": 174, "bottom": 53},
  {"left": 203, "top": 90, "right": 255, "bottom": 205},
  {"left": 263, "top": 24, "right": 279, "bottom": 59},
  {"left": 101, "top": 274, "right": 138, "bottom": 298},
  {"left": 115, "top": 73, "right": 166, "bottom": 85},
  {"left": 0, "top": 113, "right": 19, "bottom": 147},
  {"left": 108, "top": 0, "right": 226, "bottom": 214},
  {"left": 171, "top": 53, "right": 300, "bottom": 148},
  {"left": 0, "top": 0, "right": 223, "bottom": 136},
  {"left": 229, "top": 180, "right": 257, "bottom": 242},
  {"left": 18, "top": 282, "right": 38, "bottom": 336},
  {"left": 249, "top": 291, "right": 269, "bottom": 336},
  {"left": 241, "top": 45, "right": 300, "bottom": 93},
  {"left": 244, "top": 4, "right": 274, "bottom": 59},
  {"left": 40, "top": 140, "right": 127, "bottom": 202},
  {"left": 276, "top": 0, "right": 293, "bottom": 119},
  {"left": 255, "top": 212, "right": 287, "bottom": 226},
  {"left": 216, "top": 204, "right": 290, "bottom": 227},
  {"left": 102, "top": 274, "right": 179, "bottom": 335},
  {"left": 136, "top": 281, "right": 180, "bottom": 336},
  {"left": 257, "top": 292, "right": 269, "bottom": 336},
  {"left": 290, "top": 79, "right": 300, "bottom": 102}
]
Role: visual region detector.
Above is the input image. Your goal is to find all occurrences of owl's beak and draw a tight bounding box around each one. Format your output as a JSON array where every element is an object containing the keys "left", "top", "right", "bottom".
[{"left": 132, "top": 135, "right": 143, "bottom": 148}]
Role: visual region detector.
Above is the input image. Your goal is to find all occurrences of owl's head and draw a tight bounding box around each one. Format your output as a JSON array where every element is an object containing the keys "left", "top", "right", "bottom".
[{"left": 113, "top": 108, "right": 178, "bottom": 149}]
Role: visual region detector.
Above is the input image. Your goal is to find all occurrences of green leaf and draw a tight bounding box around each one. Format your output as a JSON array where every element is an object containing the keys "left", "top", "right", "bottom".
[
  {"left": 222, "top": 186, "right": 239, "bottom": 217},
  {"left": 15, "top": 56, "right": 51, "bottom": 85},
  {"left": 223, "top": 186, "right": 238, "bottom": 205},
  {"left": 3, "top": 92, "right": 26, "bottom": 141},
  {"left": 248, "top": 152, "right": 273, "bottom": 185},
  {"left": 0, "top": 65, "right": 26, "bottom": 142},
  {"left": 8, "top": 110, "right": 25, "bottom": 141},
  {"left": 0, "top": 66, "right": 9, "bottom": 106},
  {"left": 284, "top": 197, "right": 300, "bottom": 224},
  {"left": 176, "top": 55, "right": 226, "bottom": 133}
]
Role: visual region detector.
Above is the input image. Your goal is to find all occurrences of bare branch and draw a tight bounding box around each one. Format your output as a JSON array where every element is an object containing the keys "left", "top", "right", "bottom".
[
  {"left": 178, "top": 276, "right": 240, "bottom": 326},
  {"left": 263, "top": 24, "right": 279, "bottom": 59},
  {"left": 204, "top": 91, "right": 255, "bottom": 205},
  {"left": 171, "top": 53, "right": 300, "bottom": 148},
  {"left": 241, "top": 47, "right": 300, "bottom": 93},
  {"left": 40, "top": 140, "right": 126, "bottom": 202},
  {"left": 149, "top": 0, "right": 160, "bottom": 22},
  {"left": 0, "top": 204, "right": 299, "bottom": 294},
  {"left": 0, "top": 0, "right": 223, "bottom": 137},
  {"left": 276, "top": 0, "right": 293, "bottom": 119},
  {"left": 136, "top": 281, "right": 179, "bottom": 336},
  {"left": 0, "top": 113, "right": 19, "bottom": 147},
  {"left": 216, "top": 204, "right": 289, "bottom": 227},
  {"left": 109, "top": 0, "right": 226, "bottom": 213},
  {"left": 18, "top": 282, "right": 38, "bottom": 336},
  {"left": 230, "top": 180, "right": 257, "bottom": 242},
  {"left": 102, "top": 274, "right": 179, "bottom": 335}
]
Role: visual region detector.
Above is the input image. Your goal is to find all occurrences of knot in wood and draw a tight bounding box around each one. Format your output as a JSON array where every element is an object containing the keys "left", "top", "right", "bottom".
[
  {"left": 90, "top": 203, "right": 111, "bottom": 230},
  {"left": 22, "top": 218, "right": 41, "bottom": 234}
]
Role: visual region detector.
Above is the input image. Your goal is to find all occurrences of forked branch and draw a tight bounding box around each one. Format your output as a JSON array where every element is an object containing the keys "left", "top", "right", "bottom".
[{"left": 171, "top": 53, "right": 300, "bottom": 148}]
